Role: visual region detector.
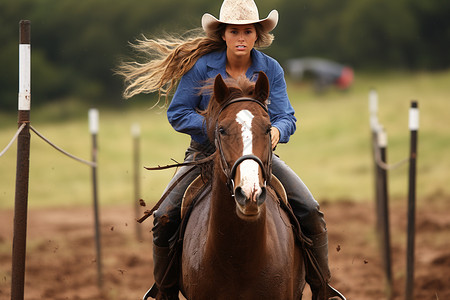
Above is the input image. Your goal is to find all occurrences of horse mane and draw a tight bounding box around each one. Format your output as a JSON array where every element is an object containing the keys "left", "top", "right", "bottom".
[{"left": 199, "top": 76, "right": 256, "bottom": 143}]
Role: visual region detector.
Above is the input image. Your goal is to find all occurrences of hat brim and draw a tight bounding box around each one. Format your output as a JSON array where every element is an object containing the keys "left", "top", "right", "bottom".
[{"left": 202, "top": 10, "right": 278, "bottom": 34}]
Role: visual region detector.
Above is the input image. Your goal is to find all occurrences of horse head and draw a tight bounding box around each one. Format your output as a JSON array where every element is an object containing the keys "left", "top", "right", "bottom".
[{"left": 206, "top": 71, "right": 272, "bottom": 219}]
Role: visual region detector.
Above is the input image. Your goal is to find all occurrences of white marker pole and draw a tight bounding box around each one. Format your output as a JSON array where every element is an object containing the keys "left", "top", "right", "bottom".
[
  {"left": 131, "top": 123, "right": 142, "bottom": 240},
  {"left": 405, "top": 101, "right": 419, "bottom": 300},
  {"left": 18, "top": 40, "right": 31, "bottom": 111},
  {"left": 89, "top": 108, "right": 103, "bottom": 288},
  {"left": 369, "top": 89, "right": 382, "bottom": 234},
  {"left": 89, "top": 108, "right": 99, "bottom": 135},
  {"left": 369, "top": 89, "right": 379, "bottom": 131}
]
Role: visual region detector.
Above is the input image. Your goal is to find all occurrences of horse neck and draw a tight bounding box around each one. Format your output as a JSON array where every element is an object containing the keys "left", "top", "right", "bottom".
[{"left": 206, "top": 167, "right": 267, "bottom": 259}]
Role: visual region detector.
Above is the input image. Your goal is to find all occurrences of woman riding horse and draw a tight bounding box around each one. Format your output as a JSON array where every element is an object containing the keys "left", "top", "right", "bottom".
[
  {"left": 118, "top": 0, "right": 346, "bottom": 299},
  {"left": 181, "top": 72, "right": 305, "bottom": 300}
]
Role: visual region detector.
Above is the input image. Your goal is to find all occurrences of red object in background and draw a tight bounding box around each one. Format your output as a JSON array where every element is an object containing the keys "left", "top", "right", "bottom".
[{"left": 336, "top": 66, "right": 354, "bottom": 89}]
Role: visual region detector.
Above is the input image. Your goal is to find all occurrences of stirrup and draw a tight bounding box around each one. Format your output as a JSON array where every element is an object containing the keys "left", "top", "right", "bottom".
[
  {"left": 143, "top": 283, "right": 158, "bottom": 300},
  {"left": 143, "top": 283, "right": 180, "bottom": 300},
  {"left": 326, "top": 284, "right": 346, "bottom": 300}
]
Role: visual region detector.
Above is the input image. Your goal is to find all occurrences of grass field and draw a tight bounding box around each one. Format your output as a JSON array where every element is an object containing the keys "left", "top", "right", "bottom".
[{"left": 1, "top": 71, "right": 449, "bottom": 209}]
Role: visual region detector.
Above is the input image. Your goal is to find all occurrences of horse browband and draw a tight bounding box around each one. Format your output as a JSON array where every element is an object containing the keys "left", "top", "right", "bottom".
[{"left": 217, "top": 97, "right": 268, "bottom": 116}]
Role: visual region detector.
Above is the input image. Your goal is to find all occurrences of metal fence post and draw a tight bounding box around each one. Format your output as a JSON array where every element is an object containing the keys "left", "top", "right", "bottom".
[
  {"left": 405, "top": 101, "right": 419, "bottom": 300},
  {"left": 369, "top": 89, "right": 381, "bottom": 232},
  {"left": 376, "top": 129, "right": 393, "bottom": 299},
  {"left": 132, "top": 123, "right": 143, "bottom": 240},
  {"left": 369, "top": 90, "right": 392, "bottom": 298},
  {"left": 11, "top": 20, "right": 31, "bottom": 300},
  {"left": 89, "top": 108, "right": 103, "bottom": 288}
]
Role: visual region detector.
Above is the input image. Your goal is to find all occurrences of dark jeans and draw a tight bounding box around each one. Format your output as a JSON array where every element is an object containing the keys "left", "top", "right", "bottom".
[{"left": 152, "top": 141, "right": 326, "bottom": 247}]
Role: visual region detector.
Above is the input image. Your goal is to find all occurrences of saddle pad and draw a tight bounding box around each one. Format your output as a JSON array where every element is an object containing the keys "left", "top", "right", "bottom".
[
  {"left": 181, "top": 175, "right": 208, "bottom": 219},
  {"left": 181, "top": 175, "right": 288, "bottom": 219},
  {"left": 270, "top": 175, "right": 288, "bottom": 205}
]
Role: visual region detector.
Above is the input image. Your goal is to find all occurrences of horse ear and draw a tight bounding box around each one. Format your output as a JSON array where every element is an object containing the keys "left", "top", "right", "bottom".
[
  {"left": 213, "top": 74, "right": 230, "bottom": 105},
  {"left": 254, "top": 71, "right": 270, "bottom": 104}
]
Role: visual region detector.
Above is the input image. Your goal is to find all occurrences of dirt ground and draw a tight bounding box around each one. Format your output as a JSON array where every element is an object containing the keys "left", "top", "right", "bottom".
[{"left": 0, "top": 193, "right": 449, "bottom": 300}]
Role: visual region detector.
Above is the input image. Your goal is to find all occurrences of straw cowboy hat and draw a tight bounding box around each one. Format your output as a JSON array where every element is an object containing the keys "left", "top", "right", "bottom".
[{"left": 202, "top": 0, "right": 279, "bottom": 34}]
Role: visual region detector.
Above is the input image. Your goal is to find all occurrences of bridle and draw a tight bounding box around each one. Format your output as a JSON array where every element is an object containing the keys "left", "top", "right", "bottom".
[{"left": 214, "top": 97, "right": 273, "bottom": 195}]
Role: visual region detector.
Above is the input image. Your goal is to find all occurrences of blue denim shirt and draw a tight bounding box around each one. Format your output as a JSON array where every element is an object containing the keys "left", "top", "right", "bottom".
[{"left": 167, "top": 49, "right": 297, "bottom": 145}]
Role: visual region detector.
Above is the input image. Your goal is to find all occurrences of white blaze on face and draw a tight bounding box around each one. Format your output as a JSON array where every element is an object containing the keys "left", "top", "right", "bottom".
[{"left": 236, "top": 110, "right": 261, "bottom": 198}]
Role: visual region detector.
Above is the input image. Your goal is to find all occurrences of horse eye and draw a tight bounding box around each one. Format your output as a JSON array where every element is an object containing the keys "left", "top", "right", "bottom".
[{"left": 218, "top": 127, "right": 227, "bottom": 135}]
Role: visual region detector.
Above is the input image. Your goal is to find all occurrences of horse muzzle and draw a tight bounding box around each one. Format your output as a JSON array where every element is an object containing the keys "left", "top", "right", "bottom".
[
  {"left": 228, "top": 154, "right": 269, "bottom": 218},
  {"left": 234, "top": 184, "right": 267, "bottom": 217},
  {"left": 233, "top": 172, "right": 267, "bottom": 218}
]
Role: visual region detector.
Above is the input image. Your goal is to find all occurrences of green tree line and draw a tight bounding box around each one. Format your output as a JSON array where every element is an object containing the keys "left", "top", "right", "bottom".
[{"left": 1, "top": 0, "right": 448, "bottom": 110}]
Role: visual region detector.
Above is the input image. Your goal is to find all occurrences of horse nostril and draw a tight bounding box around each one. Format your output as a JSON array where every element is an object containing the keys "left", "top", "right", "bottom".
[
  {"left": 256, "top": 186, "right": 267, "bottom": 206},
  {"left": 234, "top": 186, "right": 247, "bottom": 206}
]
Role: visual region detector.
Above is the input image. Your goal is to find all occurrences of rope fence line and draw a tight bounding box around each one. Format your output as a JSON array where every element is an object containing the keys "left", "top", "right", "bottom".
[
  {"left": 0, "top": 123, "right": 26, "bottom": 158},
  {"left": 373, "top": 144, "right": 409, "bottom": 171},
  {"left": 0, "top": 119, "right": 409, "bottom": 172},
  {"left": 1, "top": 123, "right": 95, "bottom": 167},
  {"left": 30, "top": 125, "right": 97, "bottom": 167}
]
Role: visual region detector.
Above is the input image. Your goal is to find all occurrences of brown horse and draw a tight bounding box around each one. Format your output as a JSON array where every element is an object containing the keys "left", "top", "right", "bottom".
[{"left": 180, "top": 72, "right": 305, "bottom": 299}]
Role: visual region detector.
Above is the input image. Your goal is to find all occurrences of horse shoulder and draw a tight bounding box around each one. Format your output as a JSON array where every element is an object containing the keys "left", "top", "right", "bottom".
[
  {"left": 181, "top": 193, "right": 210, "bottom": 291},
  {"left": 265, "top": 189, "right": 302, "bottom": 268}
]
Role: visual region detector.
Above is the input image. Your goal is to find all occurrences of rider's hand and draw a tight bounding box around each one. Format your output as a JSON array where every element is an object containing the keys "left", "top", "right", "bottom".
[{"left": 270, "top": 127, "right": 280, "bottom": 150}]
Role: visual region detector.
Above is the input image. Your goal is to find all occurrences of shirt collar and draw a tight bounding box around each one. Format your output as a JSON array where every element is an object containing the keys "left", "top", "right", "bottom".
[{"left": 206, "top": 49, "right": 267, "bottom": 80}]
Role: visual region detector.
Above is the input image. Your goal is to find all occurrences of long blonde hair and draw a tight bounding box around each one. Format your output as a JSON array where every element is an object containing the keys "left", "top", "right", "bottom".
[{"left": 117, "top": 23, "right": 274, "bottom": 102}]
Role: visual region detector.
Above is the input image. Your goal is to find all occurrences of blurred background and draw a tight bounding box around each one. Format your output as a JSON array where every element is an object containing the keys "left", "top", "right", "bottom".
[
  {"left": 0, "top": 0, "right": 449, "bottom": 209},
  {"left": 1, "top": 1, "right": 450, "bottom": 299},
  {"left": 1, "top": 0, "right": 449, "bottom": 110}
]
